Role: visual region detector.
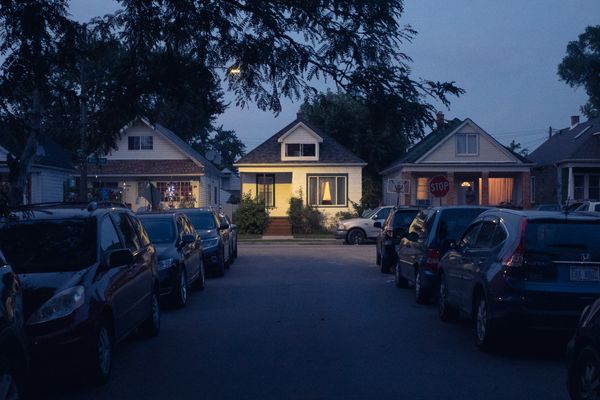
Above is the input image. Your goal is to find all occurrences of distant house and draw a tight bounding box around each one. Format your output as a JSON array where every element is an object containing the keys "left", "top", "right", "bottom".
[
  {"left": 87, "top": 117, "right": 222, "bottom": 211},
  {"left": 529, "top": 116, "right": 600, "bottom": 205},
  {"left": 380, "top": 113, "right": 534, "bottom": 208},
  {"left": 234, "top": 112, "right": 366, "bottom": 235},
  {"left": 220, "top": 168, "right": 241, "bottom": 204},
  {"left": 0, "top": 135, "right": 75, "bottom": 204}
]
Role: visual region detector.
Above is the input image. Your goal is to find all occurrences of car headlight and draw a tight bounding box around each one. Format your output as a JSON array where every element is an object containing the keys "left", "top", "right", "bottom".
[
  {"left": 202, "top": 237, "right": 220, "bottom": 249},
  {"left": 27, "top": 286, "right": 85, "bottom": 326},
  {"left": 337, "top": 223, "right": 347, "bottom": 230},
  {"left": 158, "top": 258, "right": 175, "bottom": 271}
]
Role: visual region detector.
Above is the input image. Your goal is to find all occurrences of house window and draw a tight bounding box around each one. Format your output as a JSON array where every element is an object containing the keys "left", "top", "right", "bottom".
[
  {"left": 128, "top": 136, "right": 153, "bottom": 150},
  {"left": 530, "top": 176, "right": 536, "bottom": 203},
  {"left": 456, "top": 134, "right": 478, "bottom": 155},
  {"left": 156, "top": 181, "right": 192, "bottom": 202},
  {"left": 257, "top": 175, "right": 275, "bottom": 208},
  {"left": 574, "top": 175, "right": 585, "bottom": 200},
  {"left": 416, "top": 177, "right": 430, "bottom": 206},
  {"left": 285, "top": 143, "right": 316, "bottom": 157},
  {"left": 488, "top": 178, "right": 514, "bottom": 205},
  {"left": 307, "top": 175, "right": 347, "bottom": 206},
  {"left": 589, "top": 176, "right": 600, "bottom": 201}
]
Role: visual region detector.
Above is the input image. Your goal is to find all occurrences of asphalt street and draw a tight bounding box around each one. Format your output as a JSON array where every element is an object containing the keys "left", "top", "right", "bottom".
[{"left": 36, "top": 243, "right": 568, "bottom": 400}]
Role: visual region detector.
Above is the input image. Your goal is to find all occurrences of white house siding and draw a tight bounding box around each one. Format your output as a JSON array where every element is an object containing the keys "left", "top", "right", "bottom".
[
  {"left": 420, "top": 127, "right": 514, "bottom": 164},
  {"left": 239, "top": 165, "right": 362, "bottom": 219},
  {"left": 29, "top": 169, "right": 71, "bottom": 203},
  {"left": 281, "top": 125, "right": 320, "bottom": 144},
  {"left": 200, "top": 175, "right": 221, "bottom": 207},
  {"left": 107, "top": 123, "right": 186, "bottom": 160}
]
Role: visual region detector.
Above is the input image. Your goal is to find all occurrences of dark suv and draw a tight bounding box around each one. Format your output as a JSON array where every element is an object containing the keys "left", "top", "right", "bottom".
[
  {"left": 180, "top": 208, "right": 231, "bottom": 277},
  {"left": 437, "top": 209, "right": 600, "bottom": 350},
  {"left": 0, "top": 202, "right": 161, "bottom": 384},
  {"left": 0, "top": 249, "right": 27, "bottom": 398},
  {"left": 375, "top": 207, "right": 419, "bottom": 274},
  {"left": 138, "top": 212, "right": 205, "bottom": 308},
  {"left": 396, "top": 206, "right": 490, "bottom": 304}
]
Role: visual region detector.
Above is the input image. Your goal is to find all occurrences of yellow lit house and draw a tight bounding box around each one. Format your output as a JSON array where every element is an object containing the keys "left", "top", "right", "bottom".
[{"left": 234, "top": 112, "right": 366, "bottom": 235}]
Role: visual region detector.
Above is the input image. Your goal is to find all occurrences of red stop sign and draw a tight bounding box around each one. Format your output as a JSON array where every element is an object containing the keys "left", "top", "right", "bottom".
[{"left": 429, "top": 175, "right": 450, "bottom": 198}]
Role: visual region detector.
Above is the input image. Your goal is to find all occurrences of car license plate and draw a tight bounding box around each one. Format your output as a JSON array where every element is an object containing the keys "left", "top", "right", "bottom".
[{"left": 570, "top": 266, "right": 600, "bottom": 282}]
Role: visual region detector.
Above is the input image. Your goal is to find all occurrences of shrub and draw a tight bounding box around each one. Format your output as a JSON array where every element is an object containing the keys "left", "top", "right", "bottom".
[
  {"left": 233, "top": 193, "right": 269, "bottom": 234},
  {"left": 287, "top": 192, "right": 325, "bottom": 234}
]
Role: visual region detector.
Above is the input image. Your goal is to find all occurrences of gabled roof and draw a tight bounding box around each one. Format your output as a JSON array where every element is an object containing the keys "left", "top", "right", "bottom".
[
  {"left": 0, "top": 130, "right": 74, "bottom": 171},
  {"left": 235, "top": 116, "right": 366, "bottom": 165},
  {"left": 119, "top": 116, "right": 221, "bottom": 176},
  {"left": 381, "top": 118, "right": 532, "bottom": 174},
  {"left": 529, "top": 117, "right": 600, "bottom": 166}
]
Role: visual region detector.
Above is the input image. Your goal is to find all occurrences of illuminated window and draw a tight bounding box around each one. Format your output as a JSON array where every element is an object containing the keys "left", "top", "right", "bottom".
[
  {"left": 256, "top": 175, "right": 275, "bottom": 208},
  {"left": 308, "top": 175, "right": 346, "bottom": 206},
  {"left": 416, "top": 177, "right": 430, "bottom": 205}
]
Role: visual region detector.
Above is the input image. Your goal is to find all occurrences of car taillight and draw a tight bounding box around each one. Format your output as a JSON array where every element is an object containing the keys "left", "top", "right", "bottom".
[
  {"left": 385, "top": 226, "right": 394, "bottom": 238},
  {"left": 425, "top": 248, "right": 441, "bottom": 269},
  {"left": 503, "top": 218, "right": 527, "bottom": 271}
]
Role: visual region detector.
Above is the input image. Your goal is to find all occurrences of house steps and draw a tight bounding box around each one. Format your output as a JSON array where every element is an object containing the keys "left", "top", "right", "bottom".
[{"left": 263, "top": 217, "right": 292, "bottom": 236}]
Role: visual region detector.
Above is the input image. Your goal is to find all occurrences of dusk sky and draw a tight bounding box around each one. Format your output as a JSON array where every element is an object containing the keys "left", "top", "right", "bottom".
[{"left": 70, "top": 0, "right": 600, "bottom": 154}]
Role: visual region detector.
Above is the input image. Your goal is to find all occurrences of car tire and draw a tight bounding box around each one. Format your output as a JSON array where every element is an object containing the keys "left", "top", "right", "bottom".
[
  {"left": 193, "top": 259, "right": 206, "bottom": 291},
  {"left": 229, "top": 247, "right": 235, "bottom": 265},
  {"left": 376, "top": 249, "right": 381, "bottom": 266},
  {"left": 85, "top": 321, "right": 113, "bottom": 385},
  {"left": 233, "top": 241, "right": 238, "bottom": 259},
  {"left": 380, "top": 250, "right": 393, "bottom": 274},
  {"left": 172, "top": 267, "right": 188, "bottom": 308},
  {"left": 570, "top": 345, "right": 600, "bottom": 400},
  {"left": 474, "top": 292, "right": 498, "bottom": 351},
  {"left": 438, "top": 274, "right": 459, "bottom": 322},
  {"left": 346, "top": 229, "right": 365, "bottom": 245},
  {"left": 0, "top": 356, "right": 23, "bottom": 399},
  {"left": 395, "top": 263, "right": 409, "bottom": 288},
  {"left": 414, "top": 267, "right": 430, "bottom": 304},
  {"left": 215, "top": 251, "right": 225, "bottom": 277},
  {"left": 140, "top": 292, "right": 161, "bottom": 338},
  {"left": 224, "top": 248, "right": 230, "bottom": 270}
]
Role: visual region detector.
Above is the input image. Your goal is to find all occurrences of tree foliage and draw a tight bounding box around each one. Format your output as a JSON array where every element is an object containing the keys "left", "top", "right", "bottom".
[
  {"left": 287, "top": 192, "right": 325, "bottom": 234},
  {"left": 558, "top": 25, "right": 600, "bottom": 119},
  {"left": 233, "top": 193, "right": 269, "bottom": 234}
]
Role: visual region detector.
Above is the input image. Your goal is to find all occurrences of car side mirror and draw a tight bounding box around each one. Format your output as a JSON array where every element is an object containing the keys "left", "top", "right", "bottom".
[
  {"left": 107, "top": 249, "right": 133, "bottom": 268},
  {"left": 220, "top": 223, "right": 230, "bottom": 230},
  {"left": 181, "top": 234, "right": 196, "bottom": 244},
  {"left": 374, "top": 221, "right": 382, "bottom": 229}
]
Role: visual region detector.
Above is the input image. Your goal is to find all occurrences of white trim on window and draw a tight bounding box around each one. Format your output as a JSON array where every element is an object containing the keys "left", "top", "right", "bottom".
[{"left": 456, "top": 133, "right": 478, "bottom": 156}]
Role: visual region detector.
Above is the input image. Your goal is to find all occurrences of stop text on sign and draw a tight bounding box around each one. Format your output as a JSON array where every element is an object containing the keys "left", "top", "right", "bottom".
[{"left": 429, "top": 175, "right": 450, "bottom": 198}]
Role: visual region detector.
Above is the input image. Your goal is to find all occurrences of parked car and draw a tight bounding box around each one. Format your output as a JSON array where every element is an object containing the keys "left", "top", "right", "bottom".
[
  {"left": 567, "top": 297, "right": 600, "bottom": 400},
  {"left": 437, "top": 209, "right": 600, "bottom": 351},
  {"left": 181, "top": 208, "right": 231, "bottom": 277},
  {"left": 575, "top": 201, "right": 600, "bottom": 213},
  {"left": 0, "top": 249, "right": 28, "bottom": 399},
  {"left": 138, "top": 212, "right": 205, "bottom": 308},
  {"left": 335, "top": 206, "right": 394, "bottom": 244},
  {"left": 0, "top": 202, "right": 161, "bottom": 384},
  {"left": 219, "top": 213, "right": 238, "bottom": 264},
  {"left": 395, "top": 206, "right": 490, "bottom": 304},
  {"left": 533, "top": 203, "right": 562, "bottom": 211},
  {"left": 375, "top": 207, "right": 419, "bottom": 273}
]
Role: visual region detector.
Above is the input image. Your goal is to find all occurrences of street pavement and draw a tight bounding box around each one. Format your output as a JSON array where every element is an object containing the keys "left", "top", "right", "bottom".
[{"left": 36, "top": 243, "right": 568, "bottom": 400}]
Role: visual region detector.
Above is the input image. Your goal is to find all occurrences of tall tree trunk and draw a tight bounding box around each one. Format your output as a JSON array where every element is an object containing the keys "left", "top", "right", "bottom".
[
  {"left": 79, "top": 43, "right": 88, "bottom": 202},
  {"left": 7, "top": 88, "right": 41, "bottom": 207}
]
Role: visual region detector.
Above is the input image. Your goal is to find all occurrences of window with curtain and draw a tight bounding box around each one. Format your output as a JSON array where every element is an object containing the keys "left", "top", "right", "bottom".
[
  {"left": 156, "top": 181, "right": 192, "bottom": 202},
  {"left": 307, "top": 175, "right": 346, "bottom": 206},
  {"left": 456, "top": 134, "right": 478, "bottom": 155},
  {"left": 257, "top": 175, "right": 275, "bottom": 207},
  {"left": 488, "top": 178, "right": 514, "bottom": 205},
  {"left": 416, "top": 177, "right": 430, "bottom": 205}
]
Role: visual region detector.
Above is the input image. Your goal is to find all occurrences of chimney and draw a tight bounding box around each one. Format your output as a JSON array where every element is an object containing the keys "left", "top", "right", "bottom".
[
  {"left": 548, "top": 126, "right": 553, "bottom": 139},
  {"left": 436, "top": 111, "right": 445, "bottom": 128},
  {"left": 570, "top": 115, "right": 580, "bottom": 128}
]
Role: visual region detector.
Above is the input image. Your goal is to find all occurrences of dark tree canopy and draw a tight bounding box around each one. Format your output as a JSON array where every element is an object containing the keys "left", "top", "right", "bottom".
[{"left": 558, "top": 25, "right": 600, "bottom": 119}]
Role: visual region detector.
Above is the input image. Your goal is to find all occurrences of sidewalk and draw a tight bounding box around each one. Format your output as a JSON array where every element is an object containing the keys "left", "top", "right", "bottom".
[{"left": 239, "top": 236, "right": 342, "bottom": 245}]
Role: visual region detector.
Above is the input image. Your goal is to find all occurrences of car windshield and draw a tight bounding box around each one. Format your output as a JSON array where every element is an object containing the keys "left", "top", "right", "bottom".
[
  {"left": 0, "top": 218, "right": 97, "bottom": 273},
  {"left": 187, "top": 213, "right": 217, "bottom": 230},
  {"left": 393, "top": 211, "right": 418, "bottom": 229},
  {"left": 437, "top": 208, "right": 487, "bottom": 244},
  {"left": 525, "top": 220, "right": 600, "bottom": 259},
  {"left": 139, "top": 217, "right": 176, "bottom": 244}
]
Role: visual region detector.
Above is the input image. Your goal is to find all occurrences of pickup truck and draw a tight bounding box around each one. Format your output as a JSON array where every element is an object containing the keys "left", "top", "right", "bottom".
[{"left": 334, "top": 206, "right": 393, "bottom": 244}]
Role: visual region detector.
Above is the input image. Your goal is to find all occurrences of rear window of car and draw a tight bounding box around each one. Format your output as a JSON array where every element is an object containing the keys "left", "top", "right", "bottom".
[
  {"left": 525, "top": 219, "right": 600, "bottom": 259},
  {"left": 393, "top": 210, "right": 418, "bottom": 229},
  {"left": 0, "top": 218, "right": 97, "bottom": 273},
  {"left": 139, "top": 217, "right": 177, "bottom": 244},
  {"left": 436, "top": 208, "right": 488, "bottom": 245},
  {"left": 186, "top": 212, "right": 217, "bottom": 230}
]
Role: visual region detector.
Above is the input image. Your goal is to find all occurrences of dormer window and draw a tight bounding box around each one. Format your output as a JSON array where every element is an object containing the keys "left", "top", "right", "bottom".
[
  {"left": 129, "top": 135, "right": 153, "bottom": 150},
  {"left": 456, "top": 133, "right": 478, "bottom": 156},
  {"left": 285, "top": 143, "right": 316, "bottom": 157}
]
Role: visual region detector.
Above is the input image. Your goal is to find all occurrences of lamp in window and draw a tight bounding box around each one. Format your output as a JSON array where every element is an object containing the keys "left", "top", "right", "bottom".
[{"left": 322, "top": 180, "right": 332, "bottom": 205}]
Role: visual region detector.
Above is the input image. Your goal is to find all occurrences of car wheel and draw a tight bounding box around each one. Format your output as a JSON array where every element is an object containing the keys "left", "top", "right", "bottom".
[
  {"left": 215, "top": 251, "right": 225, "bottom": 277},
  {"left": 380, "top": 251, "right": 393, "bottom": 274},
  {"left": 193, "top": 259, "right": 206, "bottom": 291},
  {"left": 474, "top": 293, "right": 498, "bottom": 351},
  {"left": 395, "top": 263, "right": 409, "bottom": 288},
  {"left": 172, "top": 268, "right": 188, "bottom": 308},
  {"left": 438, "top": 274, "right": 459, "bottom": 322},
  {"left": 229, "top": 246, "right": 235, "bottom": 265},
  {"left": 376, "top": 249, "right": 381, "bottom": 266},
  {"left": 140, "top": 292, "right": 161, "bottom": 338},
  {"left": 571, "top": 345, "right": 600, "bottom": 400},
  {"left": 233, "top": 241, "right": 238, "bottom": 259},
  {"left": 346, "top": 229, "right": 365, "bottom": 245},
  {"left": 86, "top": 322, "right": 113, "bottom": 385},
  {"left": 224, "top": 248, "right": 230, "bottom": 270},
  {"left": 414, "top": 268, "right": 430, "bottom": 304},
  {"left": 0, "top": 358, "right": 22, "bottom": 400}
]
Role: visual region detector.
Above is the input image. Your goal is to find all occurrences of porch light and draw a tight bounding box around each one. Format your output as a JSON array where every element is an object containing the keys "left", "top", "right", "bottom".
[{"left": 461, "top": 181, "right": 471, "bottom": 187}]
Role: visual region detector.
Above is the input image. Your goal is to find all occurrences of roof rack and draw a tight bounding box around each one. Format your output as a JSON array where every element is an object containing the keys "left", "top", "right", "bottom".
[{"left": 16, "top": 201, "right": 129, "bottom": 211}]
